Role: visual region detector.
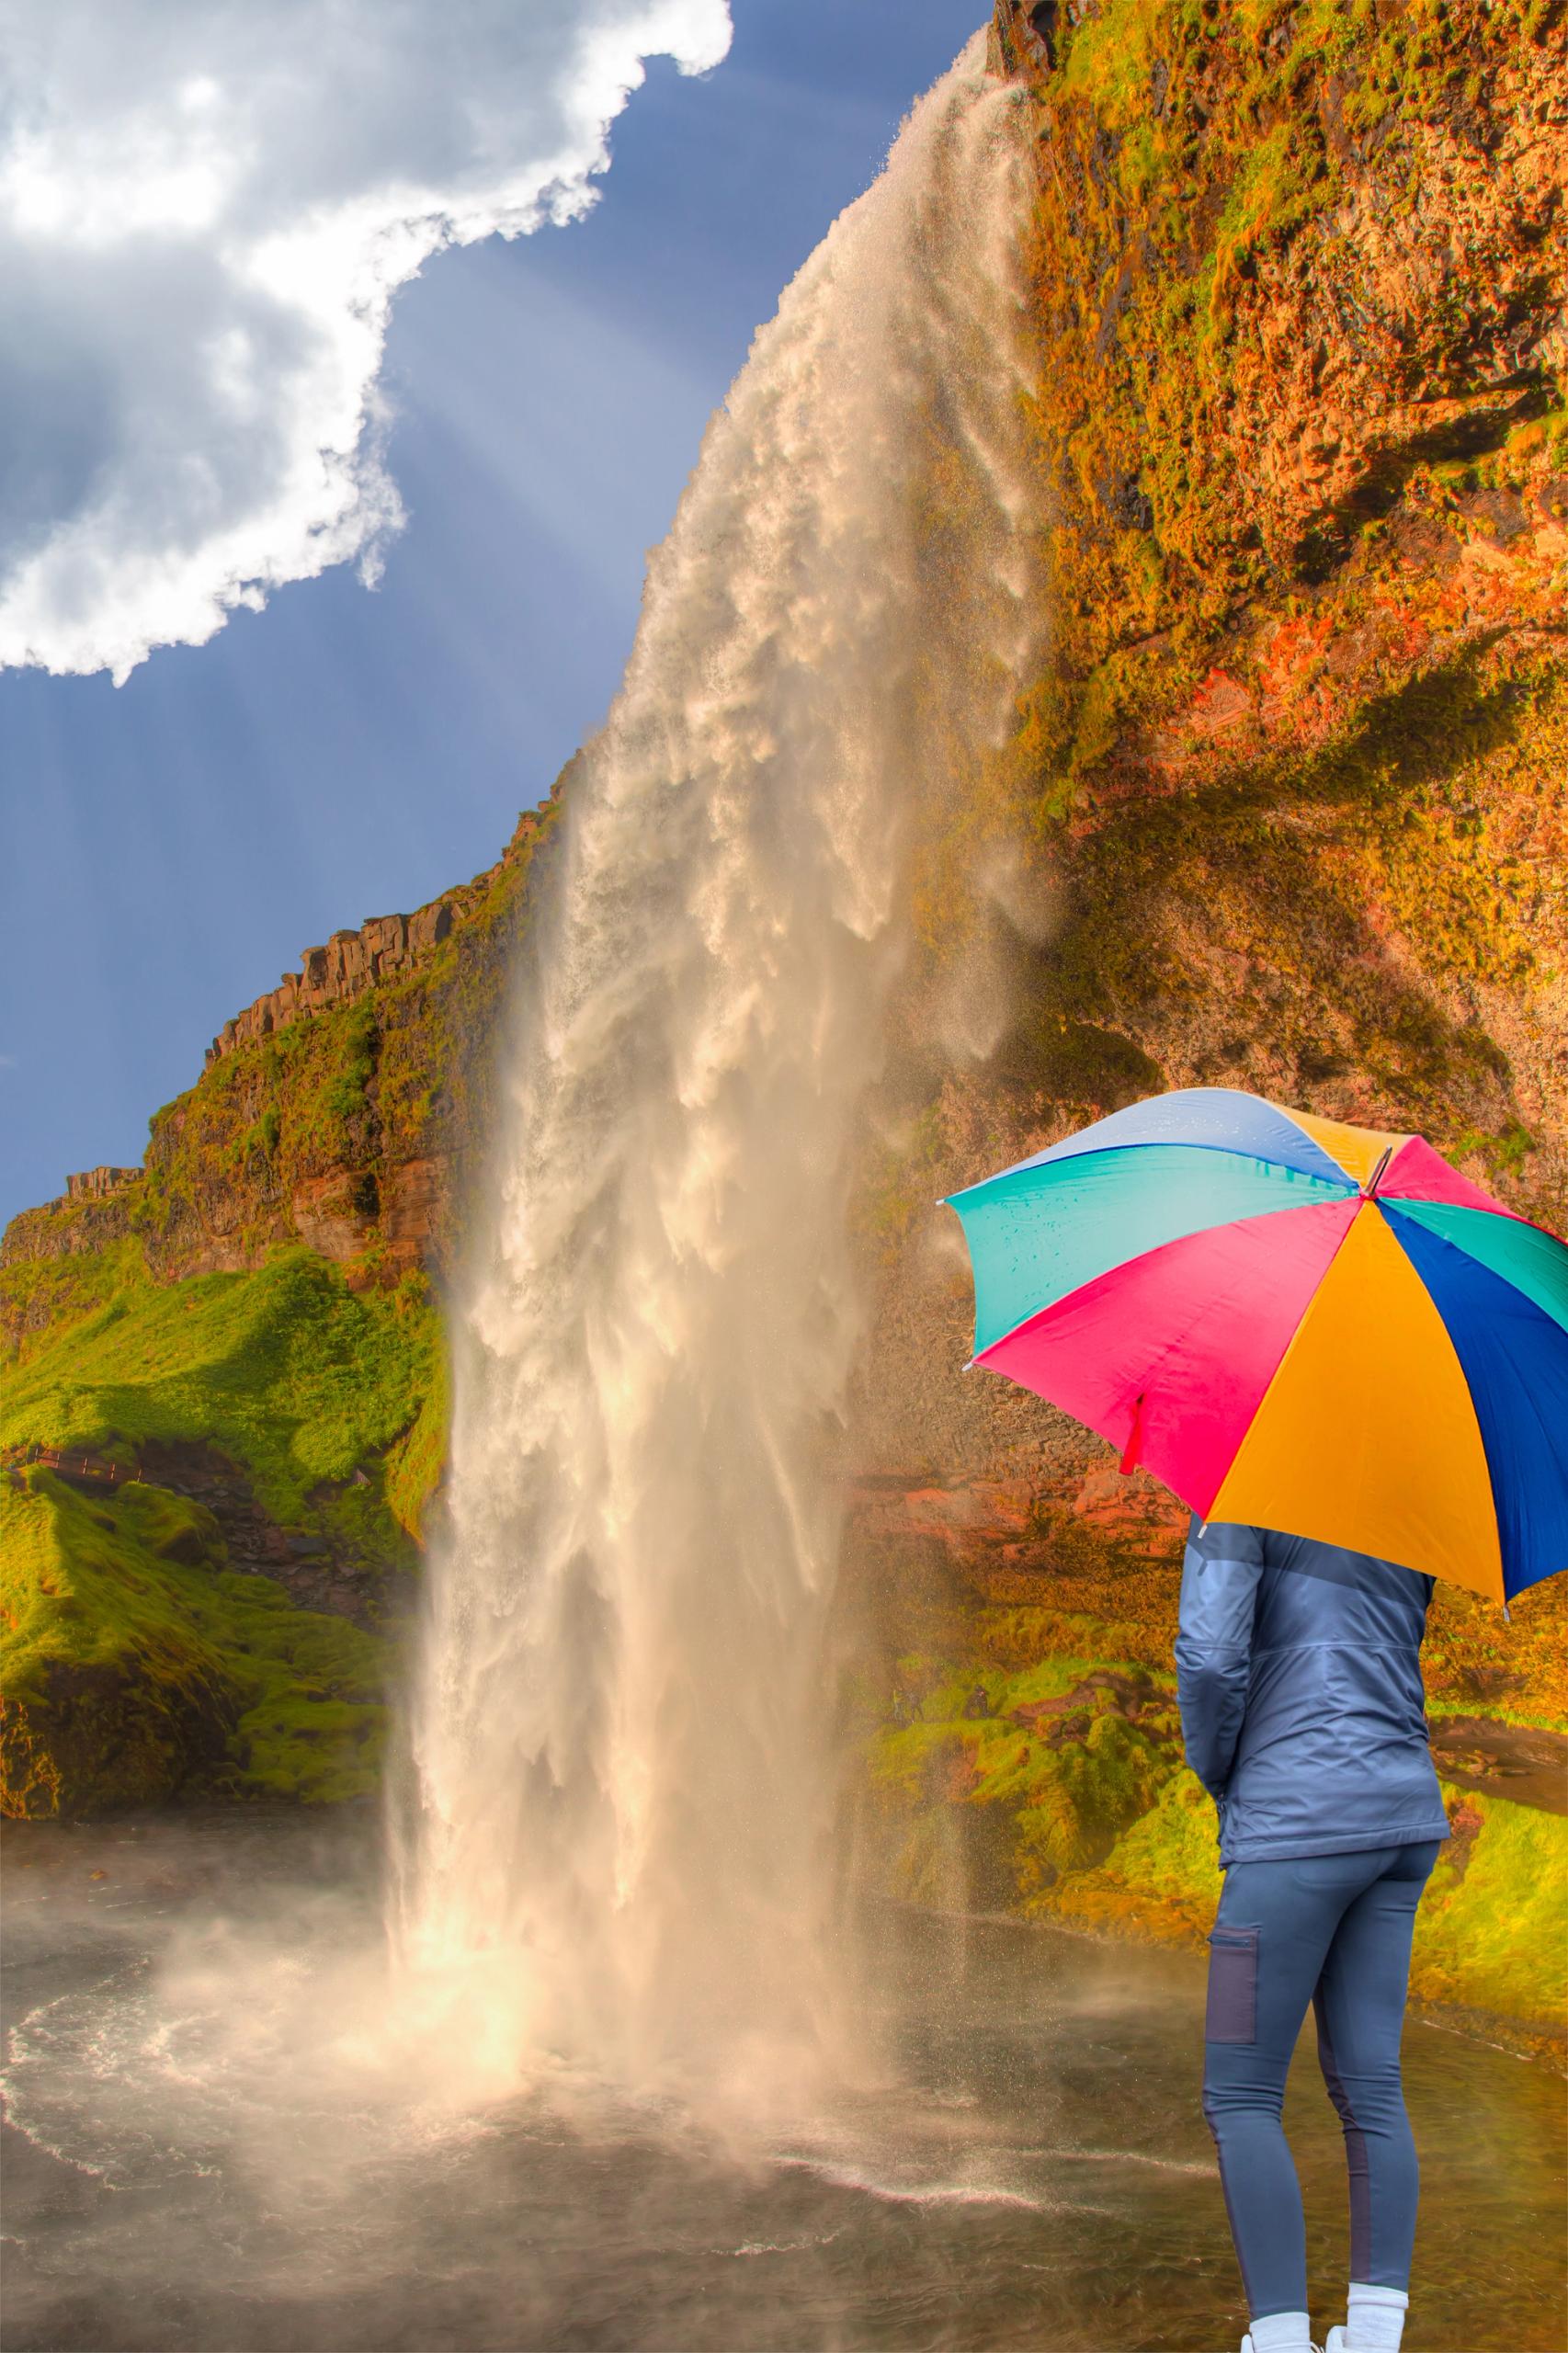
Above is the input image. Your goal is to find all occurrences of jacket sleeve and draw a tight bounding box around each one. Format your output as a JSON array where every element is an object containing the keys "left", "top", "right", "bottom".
[{"left": 1175, "top": 1519, "right": 1265, "bottom": 1801}]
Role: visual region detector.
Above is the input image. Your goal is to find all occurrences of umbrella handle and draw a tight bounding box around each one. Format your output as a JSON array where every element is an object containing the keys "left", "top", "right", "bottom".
[{"left": 1362, "top": 1143, "right": 1394, "bottom": 1198}]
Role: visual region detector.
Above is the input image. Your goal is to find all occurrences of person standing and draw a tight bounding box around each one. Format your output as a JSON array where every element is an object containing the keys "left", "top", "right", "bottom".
[{"left": 1176, "top": 1518, "right": 1451, "bottom": 2353}]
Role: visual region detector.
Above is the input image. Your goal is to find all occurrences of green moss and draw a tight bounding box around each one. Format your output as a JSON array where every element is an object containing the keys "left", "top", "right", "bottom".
[
  {"left": 1208, "top": 122, "right": 1324, "bottom": 338},
  {"left": 1050, "top": 1767, "right": 1225, "bottom": 1928},
  {"left": 859, "top": 1570, "right": 1567, "bottom": 2030},
  {"left": 217, "top": 1575, "right": 389, "bottom": 1804},
  {"left": 1, "top": 1472, "right": 388, "bottom": 1816},
  {"left": 870, "top": 1651, "right": 1183, "bottom": 1910},
  {"left": 1415, "top": 1790, "right": 1568, "bottom": 2025},
  {"left": 0, "top": 1245, "right": 437, "bottom": 1530},
  {"left": 1013, "top": 1711, "right": 1174, "bottom": 1889},
  {"left": 384, "top": 1316, "right": 449, "bottom": 1539},
  {"left": 324, "top": 1000, "right": 378, "bottom": 1129}
]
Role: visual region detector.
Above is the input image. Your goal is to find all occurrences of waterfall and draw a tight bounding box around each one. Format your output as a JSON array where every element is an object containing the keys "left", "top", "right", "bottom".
[{"left": 392, "top": 37, "right": 1039, "bottom": 2111}]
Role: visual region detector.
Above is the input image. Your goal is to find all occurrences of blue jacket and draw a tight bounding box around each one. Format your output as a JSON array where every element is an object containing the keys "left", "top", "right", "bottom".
[{"left": 1176, "top": 1519, "right": 1451, "bottom": 1867}]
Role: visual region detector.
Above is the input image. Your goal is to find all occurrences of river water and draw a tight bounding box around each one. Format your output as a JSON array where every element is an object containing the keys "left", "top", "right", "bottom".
[{"left": 4, "top": 1809, "right": 1562, "bottom": 2353}]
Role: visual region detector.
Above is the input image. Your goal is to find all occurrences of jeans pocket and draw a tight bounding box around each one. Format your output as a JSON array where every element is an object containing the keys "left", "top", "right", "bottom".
[{"left": 1206, "top": 1925, "right": 1259, "bottom": 2044}]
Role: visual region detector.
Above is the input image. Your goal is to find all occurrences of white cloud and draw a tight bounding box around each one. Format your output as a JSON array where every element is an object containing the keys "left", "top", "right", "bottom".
[{"left": 0, "top": 0, "right": 731, "bottom": 682}]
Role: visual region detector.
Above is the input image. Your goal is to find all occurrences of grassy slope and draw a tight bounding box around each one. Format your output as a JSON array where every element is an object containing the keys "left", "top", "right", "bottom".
[
  {"left": 865, "top": 1603, "right": 1568, "bottom": 2039},
  {"left": 0, "top": 699, "right": 543, "bottom": 1828},
  {"left": 1, "top": 1246, "right": 438, "bottom": 1523},
  {"left": 1, "top": 1472, "right": 388, "bottom": 1815},
  {"left": 0, "top": 1248, "right": 439, "bottom": 1815}
]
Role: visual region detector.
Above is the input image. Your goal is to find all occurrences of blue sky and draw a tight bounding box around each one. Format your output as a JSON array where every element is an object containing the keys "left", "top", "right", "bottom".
[{"left": 0, "top": 1, "right": 983, "bottom": 1230}]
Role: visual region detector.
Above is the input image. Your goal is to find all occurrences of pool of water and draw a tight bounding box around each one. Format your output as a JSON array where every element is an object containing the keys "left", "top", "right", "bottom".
[{"left": 3, "top": 1809, "right": 1562, "bottom": 2352}]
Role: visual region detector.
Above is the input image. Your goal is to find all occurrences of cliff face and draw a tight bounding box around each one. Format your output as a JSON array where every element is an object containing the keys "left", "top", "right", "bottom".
[
  {"left": 1, "top": 789, "right": 562, "bottom": 1821},
  {"left": 2, "top": 0, "right": 1564, "bottom": 2035},
  {"left": 864, "top": 0, "right": 1568, "bottom": 1475},
  {"left": 846, "top": 0, "right": 1568, "bottom": 2046},
  {"left": 2, "top": 781, "right": 565, "bottom": 1334},
  {"left": 203, "top": 899, "right": 460, "bottom": 1071}
]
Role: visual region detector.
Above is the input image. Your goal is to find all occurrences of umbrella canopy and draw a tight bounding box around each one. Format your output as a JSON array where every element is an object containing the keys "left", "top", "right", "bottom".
[{"left": 943, "top": 1088, "right": 1568, "bottom": 1605}]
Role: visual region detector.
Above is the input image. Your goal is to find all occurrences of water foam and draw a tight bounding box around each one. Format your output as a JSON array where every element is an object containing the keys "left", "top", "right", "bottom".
[{"left": 390, "top": 37, "right": 1040, "bottom": 2109}]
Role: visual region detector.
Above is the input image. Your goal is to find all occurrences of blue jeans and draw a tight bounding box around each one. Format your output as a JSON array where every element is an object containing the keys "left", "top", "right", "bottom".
[{"left": 1201, "top": 1839, "right": 1441, "bottom": 2321}]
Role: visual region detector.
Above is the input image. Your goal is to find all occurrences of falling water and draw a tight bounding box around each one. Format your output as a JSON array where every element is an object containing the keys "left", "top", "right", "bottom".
[
  {"left": 392, "top": 38, "right": 1040, "bottom": 2108},
  {"left": 8, "top": 53, "right": 1568, "bottom": 2353}
]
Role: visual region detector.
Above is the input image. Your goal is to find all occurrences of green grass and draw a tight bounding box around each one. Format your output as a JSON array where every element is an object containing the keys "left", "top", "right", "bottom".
[
  {"left": 865, "top": 1640, "right": 1568, "bottom": 2032},
  {"left": 0, "top": 1245, "right": 438, "bottom": 1528},
  {"left": 0, "top": 1233, "right": 147, "bottom": 1355},
  {"left": 1, "top": 1472, "right": 389, "bottom": 1815},
  {"left": 383, "top": 1302, "right": 450, "bottom": 1539},
  {"left": 871, "top": 1651, "right": 1184, "bottom": 1909},
  {"left": 0, "top": 1245, "right": 436, "bottom": 1815},
  {"left": 1415, "top": 1788, "right": 1568, "bottom": 2024}
]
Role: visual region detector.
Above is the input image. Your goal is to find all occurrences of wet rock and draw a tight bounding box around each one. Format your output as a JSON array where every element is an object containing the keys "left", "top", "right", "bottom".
[
  {"left": 1, "top": 1652, "right": 237, "bottom": 1821},
  {"left": 1429, "top": 1717, "right": 1568, "bottom": 1816},
  {"left": 129, "top": 1439, "right": 388, "bottom": 1631}
]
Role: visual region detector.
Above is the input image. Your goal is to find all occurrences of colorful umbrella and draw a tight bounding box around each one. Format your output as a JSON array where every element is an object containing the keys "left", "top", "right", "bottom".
[{"left": 942, "top": 1088, "right": 1568, "bottom": 1605}]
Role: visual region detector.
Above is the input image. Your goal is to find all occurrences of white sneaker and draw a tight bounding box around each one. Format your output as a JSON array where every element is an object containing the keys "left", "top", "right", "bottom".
[{"left": 1240, "top": 2337, "right": 1326, "bottom": 2352}]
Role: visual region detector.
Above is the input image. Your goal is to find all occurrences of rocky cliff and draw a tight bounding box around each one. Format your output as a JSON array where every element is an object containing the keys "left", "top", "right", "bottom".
[
  {"left": 3, "top": 0, "right": 1564, "bottom": 2040},
  {"left": 843, "top": 0, "right": 1567, "bottom": 2048},
  {"left": 203, "top": 901, "right": 459, "bottom": 1069},
  {"left": 0, "top": 788, "right": 564, "bottom": 1822},
  {"left": 862, "top": 0, "right": 1567, "bottom": 1489},
  {"left": 3, "top": 777, "right": 567, "bottom": 1323}
]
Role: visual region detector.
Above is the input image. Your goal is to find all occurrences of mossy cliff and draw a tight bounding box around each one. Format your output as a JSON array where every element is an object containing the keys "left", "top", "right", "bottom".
[
  {"left": 2, "top": 0, "right": 1564, "bottom": 2040},
  {"left": 0, "top": 789, "right": 558, "bottom": 1816},
  {"left": 0, "top": 763, "right": 565, "bottom": 1813},
  {"left": 1, "top": 1470, "right": 387, "bottom": 1815},
  {"left": 2, "top": 780, "right": 565, "bottom": 1319},
  {"left": 0, "top": 1249, "right": 437, "bottom": 1810},
  {"left": 847, "top": 0, "right": 1568, "bottom": 2048}
]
